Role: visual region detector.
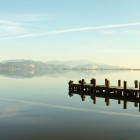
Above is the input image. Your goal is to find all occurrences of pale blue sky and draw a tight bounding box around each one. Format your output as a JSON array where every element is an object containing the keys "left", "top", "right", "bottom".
[{"left": 0, "top": 0, "right": 140, "bottom": 68}]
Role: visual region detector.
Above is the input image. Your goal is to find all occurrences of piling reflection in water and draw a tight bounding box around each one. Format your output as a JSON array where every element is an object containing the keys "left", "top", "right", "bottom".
[{"left": 68, "top": 78, "right": 140, "bottom": 112}]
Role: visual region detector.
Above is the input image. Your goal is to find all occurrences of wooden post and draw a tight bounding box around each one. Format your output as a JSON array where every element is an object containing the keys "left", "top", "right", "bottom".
[
  {"left": 134, "top": 102, "right": 138, "bottom": 107},
  {"left": 81, "top": 79, "right": 85, "bottom": 91},
  {"left": 105, "top": 78, "right": 109, "bottom": 87},
  {"left": 123, "top": 100, "right": 127, "bottom": 109},
  {"left": 118, "top": 100, "right": 121, "bottom": 104},
  {"left": 69, "top": 92, "right": 73, "bottom": 97},
  {"left": 92, "top": 78, "right": 96, "bottom": 92},
  {"left": 134, "top": 80, "right": 138, "bottom": 88},
  {"left": 79, "top": 80, "right": 82, "bottom": 84},
  {"left": 69, "top": 80, "right": 73, "bottom": 91},
  {"left": 105, "top": 78, "right": 107, "bottom": 86},
  {"left": 69, "top": 80, "right": 73, "bottom": 85},
  {"left": 81, "top": 95, "right": 85, "bottom": 101},
  {"left": 90, "top": 78, "right": 94, "bottom": 84},
  {"left": 124, "top": 81, "right": 127, "bottom": 90},
  {"left": 81, "top": 79, "right": 86, "bottom": 85},
  {"left": 92, "top": 95, "right": 96, "bottom": 104},
  {"left": 106, "top": 80, "right": 110, "bottom": 88},
  {"left": 90, "top": 78, "right": 96, "bottom": 92},
  {"left": 92, "top": 78, "right": 96, "bottom": 87},
  {"left": 118, "top": 80, "right": 121, "bottom": 87},
  {"left": 91, "top": 78, "right": 96, "bottom": 86},
  {"left": 106, "top": 98, "right": 110, "bottom": 106}
]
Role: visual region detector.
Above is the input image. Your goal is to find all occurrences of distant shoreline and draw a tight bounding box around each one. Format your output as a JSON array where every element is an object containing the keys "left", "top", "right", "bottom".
[
  {"left": 0, "top": 59, "right": 139, "bottom": 70},
  {"left": 63, "top": 68, "right": 140, "bottom": 71}
]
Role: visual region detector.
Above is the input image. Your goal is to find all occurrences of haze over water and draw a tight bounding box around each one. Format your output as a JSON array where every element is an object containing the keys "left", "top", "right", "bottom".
[{"left": 0, "top": 70, "right": 140, "bottom": 140}]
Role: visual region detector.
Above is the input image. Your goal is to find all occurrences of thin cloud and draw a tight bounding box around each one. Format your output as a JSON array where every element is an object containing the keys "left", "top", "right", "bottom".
[
  {"left": 0, "top": 13, "right": 60, "bottom": 22},
  {"left": 99, "top": 29, "right": 140, "bottom": 35},
  {"left": 0, "top": 20, "right": 28, "bottom": 35},
  {"left": 1, "top": 22, "right": 140, "bottom": 40},
  {"left": 0, "top": 20, "right": 22, "bottom": 33}
]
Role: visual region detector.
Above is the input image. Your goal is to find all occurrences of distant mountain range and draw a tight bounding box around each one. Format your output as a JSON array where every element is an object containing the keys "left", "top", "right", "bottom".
[
  {"left": 0, "top": 59, "right": 129, "bottom": 70},
  {"left": 0, "top": 59, "right": 131, "bottom": 78}
]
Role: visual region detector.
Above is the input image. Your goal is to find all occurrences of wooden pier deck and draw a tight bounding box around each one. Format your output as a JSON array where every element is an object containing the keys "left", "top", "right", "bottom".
[
  {"left": 68, "top": 78, "right": 140, "bottom": 111},
  {"left": 69, "top": 78, "right": 140, "bottom": 94}
]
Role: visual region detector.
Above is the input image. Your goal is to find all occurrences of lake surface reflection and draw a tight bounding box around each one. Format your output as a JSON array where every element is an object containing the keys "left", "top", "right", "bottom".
[{"left": 0, "top": 70, "right": 140, "bottom": 140}]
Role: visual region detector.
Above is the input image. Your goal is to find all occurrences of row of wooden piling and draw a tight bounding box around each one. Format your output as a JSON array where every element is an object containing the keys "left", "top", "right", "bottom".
[
  {"left": 69, "top": 78, "right": 140, "bottom": 89},
  {"left": 69, "top": 78, "right": 140, "bottom": 94}
]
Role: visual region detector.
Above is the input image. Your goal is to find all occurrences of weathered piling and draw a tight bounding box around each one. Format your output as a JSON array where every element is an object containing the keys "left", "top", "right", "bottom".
[
  {"left": 135, "top": 80, "right": 138, "bottom": 88},
  {"left": 118, "top": 80, "right": 121, "bottom": 87},
  {"left": 105, "top": 97, "right": 110, "bottom": 106},
  {"left": 105, "top": 78, "right": 108, "bottom": 87},
  {"left": 91, "top": 78, "right": 96, "bottom": 87},
  {"left": 123, "top": 81, "right": 127, "bottom": 97},
  {"left": 69, "top": 80, "right": 73, "bottom": 91},
  {"left": 107, "top": 80, "right": 110, "bottom": 88},
  {"left": 81, "top": 79, "right": 86, "bottom": 86},
  {"left": 134, "top": 102, "right": 138, "bottom": 107},
  {"left": 118, "top": 100, "right": 121, "bottom": 104},
  {"left": 91, "top": 95, "right": 96, "bottom": 104},
  {"left": 105, "top": 79, "right": 110, "bottom": 88},
  {"left": 124, "top": 81, "right": 127, "bottom": 90},
  {"left": 123, "top": 100, "right": 128, "bottom": 109},
  {"left": 69, "top": 80, "right": 73, "bottom": 85},
  {"left": 81, "top": 94, "right": 85, "bottom": 101}
]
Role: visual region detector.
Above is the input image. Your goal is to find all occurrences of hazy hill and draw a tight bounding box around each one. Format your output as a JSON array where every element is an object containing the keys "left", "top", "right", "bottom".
[
  {"left": 46, "top": 59, "right": 126, "bottom": 69},
  {"left": 0, "top": 59, "right": 130, "bottom": 78},
  {"left": 46, "top": 60, "right": 95, "bottom": 67},
  {"left": 0, "top": 59, "right": 127, "bottom": 70}
]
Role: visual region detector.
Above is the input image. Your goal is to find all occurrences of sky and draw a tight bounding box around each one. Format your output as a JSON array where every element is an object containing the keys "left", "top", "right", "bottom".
[{"left": 0, "top": 0, "right": 140, "bottom": 68}]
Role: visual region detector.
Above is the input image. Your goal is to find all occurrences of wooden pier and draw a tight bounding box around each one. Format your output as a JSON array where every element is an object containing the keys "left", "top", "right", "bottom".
[
  {"left": 69, "top": 78, "right": 140, "bottom": 95},
  {"left": 68, "top": 78, "right": 140, "bottom": 111}
]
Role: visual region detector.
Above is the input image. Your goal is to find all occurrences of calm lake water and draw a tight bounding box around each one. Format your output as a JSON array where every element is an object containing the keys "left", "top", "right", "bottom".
[{"left": 0, "top": 70, "right": 140, "bottom": 140}]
